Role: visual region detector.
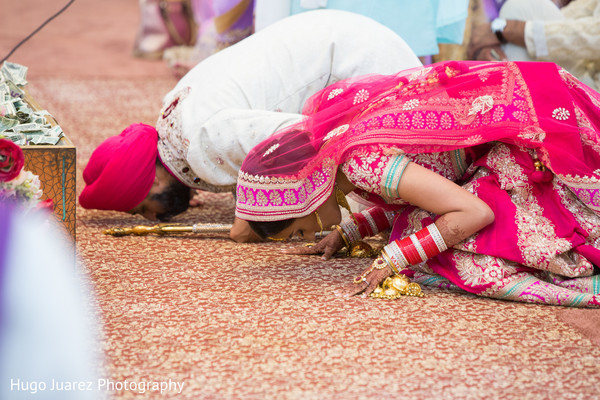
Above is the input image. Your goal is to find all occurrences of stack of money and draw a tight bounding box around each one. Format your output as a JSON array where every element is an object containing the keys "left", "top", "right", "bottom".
[{"left": 0, "top": 62, "right": 64, "bottom": 146}]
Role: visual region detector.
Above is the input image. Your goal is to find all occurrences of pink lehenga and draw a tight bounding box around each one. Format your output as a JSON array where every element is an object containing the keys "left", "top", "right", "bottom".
[{"left": 236, "top": 60, "right": 600, "bottom": 307}]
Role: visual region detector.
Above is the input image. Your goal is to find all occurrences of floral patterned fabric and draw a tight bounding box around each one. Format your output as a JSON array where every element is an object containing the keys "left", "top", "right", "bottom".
[
  {"left": 336, "top": 137, "right": 600, "bottom": 307},
  {"left": 236, "top": 60, "right": 600, "bottom": 307},
  {"left": 344, "top": 143, "right": 600, "bottom": 307}
]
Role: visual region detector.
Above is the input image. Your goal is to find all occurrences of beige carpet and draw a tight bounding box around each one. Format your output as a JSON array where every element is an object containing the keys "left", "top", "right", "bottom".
[{"left": 2, "top": 1, "right": 600, "bottom": 399}]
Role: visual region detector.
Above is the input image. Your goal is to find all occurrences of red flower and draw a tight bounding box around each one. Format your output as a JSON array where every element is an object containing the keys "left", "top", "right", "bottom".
[
  {"left": 35, "top": 198, "right": 54, "bottom": 213},
  {"left": 0, "top": 138, "right": 24, "bottom": 182}
]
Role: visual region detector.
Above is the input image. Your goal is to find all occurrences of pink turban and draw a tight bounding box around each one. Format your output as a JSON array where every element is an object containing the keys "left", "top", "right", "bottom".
[{"left": 79, "top": 123, "right": 159, "bottom": 212}]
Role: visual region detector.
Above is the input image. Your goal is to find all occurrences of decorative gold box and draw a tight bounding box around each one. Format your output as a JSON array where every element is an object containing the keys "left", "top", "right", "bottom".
[{"left": 21, "top": 91, "right": 76, "bottom": 241}]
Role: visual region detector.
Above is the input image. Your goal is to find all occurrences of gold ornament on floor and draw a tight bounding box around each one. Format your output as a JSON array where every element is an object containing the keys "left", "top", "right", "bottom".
[
  {"left": 333, "top": 188, "right": 381, "bottom": 258},
  {"left": 370, "top": 275, "right": 424, "bottom": 299},
  {"left": 349, "top": 241, "right": 379, "bottom": 258},
  {"left": 103, "top": 223, "right": 232, "bottom": 237},
  {"left": 354, "top": 256, "right": 424, "bottom": 299},
  {"left": 334, "top": 224, "right": 379, "bottom": 258}
]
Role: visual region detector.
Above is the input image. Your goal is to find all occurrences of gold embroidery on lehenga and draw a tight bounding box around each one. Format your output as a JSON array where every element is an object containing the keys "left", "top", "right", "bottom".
[
  {"left": 510, "top": 64, "right": 543, "bottom": 141},
  {"left": 487, "top": 144, "right": 572, "bottom": 271},
  {"left": 440, "top": 113, "right": 453, "bottom": 129},
  {"left": 482, "top": 270, "right": 599, "bottom": 306},
  {"left": 381, "top": 114, "right": 396, "bottom": 128},
  {"left": 467, "top": 95, "right": 494, "bottom": 116},
  {"left": 513, "top": 99, "right": 528, "bottom": 111},
  {"left": 520, "top": 126, "right": 546, "bottom": 142},
  {"left": 557, "top": 173, "right": 600, "bottom": 187},
  {"left": 553, "top": 179, "right": 600, "bottom": 276},
  {"left": 477, "top": 70, "right": 491, "bottom": 82},
  {"left": 450, "top": 181, "right": 521, "bottom": 287},
  {"left": 465, "top": 135, "right": 484, "bottom": 145},
  {"left": 341, "top": 146, "right": 390, "bottom": 197},
  {"left": 455, "top": 251, "right": 519, "bottom": 288},
  {"left": 574, "top": 106, "right": 600, "bottom": 156},
  {"left": 512, "top": 110, "right": 529, "bottom": 123},
  {"left": 323, "top": 124, "right": 349, "bottom": 142},
  {"left": 559, "top": 68, "right": 580, "bottom": 90},
  {"left": 480, "top": 268, "right": 528, "bottom": 298},
  {"left": 492, "top": 106, "right": 505, "bottom": 122},
  {"left": 412, "top": 112, "right": 425, "bottom": 129}
]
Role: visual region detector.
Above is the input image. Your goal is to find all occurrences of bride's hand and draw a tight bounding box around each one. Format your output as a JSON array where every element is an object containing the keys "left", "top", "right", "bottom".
[
  {"left": 282, "top": 229, "right": 346, "bottom": 260},
  {"left": 338, "top": 259, "right": 393, "bottom": 298}
]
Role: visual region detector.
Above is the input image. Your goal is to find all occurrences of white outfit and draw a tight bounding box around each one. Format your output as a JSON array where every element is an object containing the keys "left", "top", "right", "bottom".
[
  {"left": 157, "top": 9, "right": 421, "bottom": 193},
  {"left": 500, "top": 0, "right": 600, "bottom": 90}
]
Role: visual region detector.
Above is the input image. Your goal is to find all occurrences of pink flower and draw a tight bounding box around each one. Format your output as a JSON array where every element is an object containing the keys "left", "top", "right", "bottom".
[{"left": 0, "top": 139, "right": 24, "bottom": 182}]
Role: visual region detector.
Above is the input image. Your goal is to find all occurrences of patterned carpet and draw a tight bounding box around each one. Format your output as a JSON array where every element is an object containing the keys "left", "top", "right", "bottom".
[
  {"left": 26, "top": 75, "right": 600, "bottom": 400},
  {"left": 4, "top": 0, "right": 600, "bottom": 399}
]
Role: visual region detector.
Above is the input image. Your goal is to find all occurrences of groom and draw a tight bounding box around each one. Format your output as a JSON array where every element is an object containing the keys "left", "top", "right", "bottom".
[{"left": 79, "top": 9, "right": 422, "bottom": 241}]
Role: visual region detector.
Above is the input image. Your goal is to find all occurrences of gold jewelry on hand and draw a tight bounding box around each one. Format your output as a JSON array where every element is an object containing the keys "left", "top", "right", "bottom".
[
  {"left": 334, "top": 225, "right": 377, "bottom": 258},
  {"left": 353, "top": 261, "right": 376, "bottom": 284},
  {"left": 314, "top": 211, "right": 324, "bottom": 237},
  {"left": 334, "top": 224, "right": 352, "bottom": 249},
  {"left": 353, "top": 256, "right": 387, "bottom": 285},
  {"left": 380, "top": 248, "right": 400, "bottom": 275},
  {"left": 372, "top": 257, "right": 388, "bottom": 269},
  {"left": 335, "top": 185, "right": 359, "bottom": 225}
]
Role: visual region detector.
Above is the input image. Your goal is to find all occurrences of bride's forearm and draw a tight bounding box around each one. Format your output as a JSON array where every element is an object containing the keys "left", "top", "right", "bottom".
[{"left": 434, "top": 207, "right": 495, "bottom": 248}]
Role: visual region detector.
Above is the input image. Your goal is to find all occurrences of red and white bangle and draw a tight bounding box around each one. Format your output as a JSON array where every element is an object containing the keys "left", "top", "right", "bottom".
[
  {"left": 354, "top": 212, "right": 374, "bottom": 238},
  {"left": 364, "top": 207, "right": 394, "bottom": 235},
  {"left": 427, "top": 223, "right": 447, "bottom": 252},
  {"left": 415, "top": 223, "right": 447, "bottom": 256},
  {"left": 380, "top": 248, "right": 402, "bottom": 275},
  {"left": 339, "top": 217, "right": 362, "bottom": 243},
  {"left": 341, "top": 207, "right": 396, "bottom": 243},
  {"left": 382, "top": 223, "right": 447, "bottom": 275},
  {"left": 384, "top": 240, "right": 409, "bottom": 272}
]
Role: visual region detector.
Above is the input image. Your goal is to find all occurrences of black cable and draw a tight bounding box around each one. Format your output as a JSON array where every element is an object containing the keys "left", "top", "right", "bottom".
[{"left": 1, "top": 0, "right": 76, "bottom": 64}]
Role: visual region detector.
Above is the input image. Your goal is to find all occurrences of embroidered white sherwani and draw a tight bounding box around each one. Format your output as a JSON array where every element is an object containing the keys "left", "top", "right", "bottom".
[
  {"left": 501, "top": 0, "right": 600, "bottom": 91},
  {"left": 156, "top": 9, "right": 421, "bottom": 193}
]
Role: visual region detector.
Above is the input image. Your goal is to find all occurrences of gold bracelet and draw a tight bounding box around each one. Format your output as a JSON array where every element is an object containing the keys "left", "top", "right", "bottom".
[
  {"left": 380, "top": 248, "right": 400, "bottom": 276},
  {"left": 334, "top": 225, "right": 351, "bottom": 249}
]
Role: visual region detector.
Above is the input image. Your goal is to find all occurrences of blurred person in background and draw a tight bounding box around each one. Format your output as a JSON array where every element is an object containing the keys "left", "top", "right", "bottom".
[
  {"left": 0, "top": 203, "right": 104, "bottom": 399},
  {"left": 468, "top": 0, "right": 600, "bottom": 91},
  {"left": 255, "top": 0, "right": 470, "bottom": 62}
]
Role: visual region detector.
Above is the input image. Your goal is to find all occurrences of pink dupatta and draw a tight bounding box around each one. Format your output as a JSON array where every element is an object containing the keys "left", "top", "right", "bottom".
[{"left": 236, "top": 60, "right": 600, "bottom": 220}]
